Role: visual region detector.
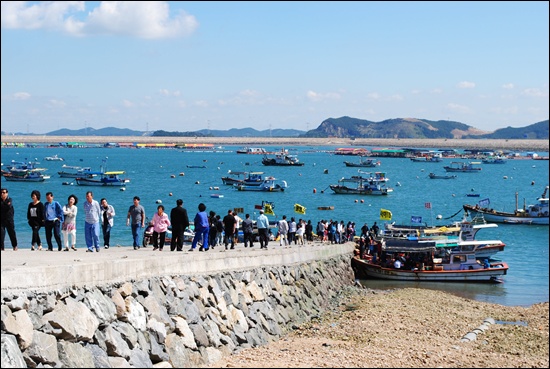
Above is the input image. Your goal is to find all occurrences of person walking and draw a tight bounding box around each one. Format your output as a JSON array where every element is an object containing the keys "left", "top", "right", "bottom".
[
  {"left": 215, "top": 214, "right": 224, "bottom": 246},
  {"left": 277, "top": 215, "right": 289, "bottom": 246},
  {"left": 43, "top": 192, "right": 64, "bottom": 251},
  {"left": 27, "top": 190, "right": 44, "bottom": 251},
  {"left": 170, "top": 199, "right": 189, "bottom": 251},
  {"left": 1, "top": 188, "right": 18, "bottom": 251},
  {"left": 242, "top": 213, "right": 254, "bottom": 248},
  {"left": 62, "top": 194, "right": 78, "bottom": 251},
  {"left": 127, "top": 196, "right": 145, "bottom": 250},
  {"left": 151, "top": 204, "right": 171, "bottom": 251},
  {"left": 296, "top": 222, "right": 305, "bottom": 245},
  {"left": 256, "top": 209, "right": 269, "bottom": 249},
  {"left": 208, "top": 210, "right": 218, "bottom": 249},
  {"left": 223, "top": 209, "right": 236, "bottom": 250},
  {"left": 83, "top": 191, "right": 101, "bottom": 252},
  {"left": 288, "top": 217, "right": 297, "bottom": 245},
  {"left": 190, "top": 203, "right": 209, "bottom": 251},
  {"left": 100, "top": 198, "right": 115, "bottom": 249},
  {"left": 305, "top": 220, "right": 313, "bottom": 244}
]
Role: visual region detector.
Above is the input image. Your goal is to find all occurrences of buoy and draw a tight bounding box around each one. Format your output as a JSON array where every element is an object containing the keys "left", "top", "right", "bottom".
[
  {"left": 531, "top": 181, "right": 535, "bottom": 185},
  {"left": 503, "top": 176, "right": 508, "bottom": 179},
  {"left": 360, "top": 199, "right": 364, "bottom": 203},
  {"left": 313, "top": 188, "right": 317, "bottom": 193},
  {"left": 354, "top": 199, "right": 358, "bottom": 203},
  {"left": 156, "top": 200, "right": 162, "bottom": 204},
  {"left": 209, "top": 187, "right": 213, "bottom": 190},
  {"left": 170, "top": 174, "right": 176, "bottom": 178},
  {"left": 324, "top": 169, "right": 329, "bottom": 174},
  {"left": 120, "top": 188, "right": 126, "bottom": 191},
  {"left": 169, "top": 193, "right": 173, "bottom": 196},
  {"left": 436, "top": 215, "right": 442, "bottom": 219},
  {"left": 179, "top": 172, "right": 185, "bottom": 176},
  {"left": 195, "top": 181, "right": 200, "bottom": 184}
]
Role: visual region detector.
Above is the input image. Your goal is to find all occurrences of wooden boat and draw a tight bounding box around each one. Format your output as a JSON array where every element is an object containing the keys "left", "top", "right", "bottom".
[
  {"left": 329, "top": 172, "right": 392, "bottom": 195},
  {"left": 428, "top": 172, "right": 457, "bottom": 179},
  {"left": 343, "top": 157, "right": 379, "bottom": 167},
  {"left": 58, "top": 165, "right": 96, "bottom": 178},
  {"left": 236, "top": 177, "right": 288, "bottom": 192},
  {"left": 262, "top": 149, "right": 304, "bottom": 166},
  {"left": 463, "top": 186, "right": 549, "bottom": 225},
  {"left": 76, "top": 171, "right": 129, "bottom": 187},
  {"left": 443, "top": 161, "right": 482, "bottom": 173},
  {"left": 482, "top": 156, "right": 507, "bottom": 164},
  {"left": 351, "top": 251, "right": 508, "bottom": 283}
]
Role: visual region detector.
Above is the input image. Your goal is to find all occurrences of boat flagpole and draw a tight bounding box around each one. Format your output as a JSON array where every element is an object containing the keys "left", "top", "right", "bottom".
[{"left": 425, "top": 202, "right": 433, "bottom": 226}]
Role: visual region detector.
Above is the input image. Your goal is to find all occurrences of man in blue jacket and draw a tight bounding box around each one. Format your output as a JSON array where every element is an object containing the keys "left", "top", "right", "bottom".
[{"left": 44, "top": 192, "right": 64, "bottom": 251}]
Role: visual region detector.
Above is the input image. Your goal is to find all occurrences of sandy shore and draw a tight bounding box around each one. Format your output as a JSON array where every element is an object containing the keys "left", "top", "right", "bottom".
[
  {"left": 2, "top": 135, "right": 549, "bottom": 151},
  {"left": 208, "top": 287, "right": 549, "bottom": 368}
]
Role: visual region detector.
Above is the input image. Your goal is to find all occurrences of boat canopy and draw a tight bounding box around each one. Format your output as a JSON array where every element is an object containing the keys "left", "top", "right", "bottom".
[
  {"left": 104, "top": 171, "right": 125, "bottom": 175},
  {"left": 383, "top": 239, "right": 436, "bottom": 252}
]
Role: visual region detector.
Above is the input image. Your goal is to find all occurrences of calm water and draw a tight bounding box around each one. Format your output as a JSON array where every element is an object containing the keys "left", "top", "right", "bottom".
[{"left": 1, "top": 145, "right": 548, "bottom": 307}]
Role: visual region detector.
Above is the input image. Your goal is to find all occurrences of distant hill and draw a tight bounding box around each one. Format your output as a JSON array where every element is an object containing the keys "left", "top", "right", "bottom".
[{"left": 2, "top": 118, "right": 547, "bottom": 139}]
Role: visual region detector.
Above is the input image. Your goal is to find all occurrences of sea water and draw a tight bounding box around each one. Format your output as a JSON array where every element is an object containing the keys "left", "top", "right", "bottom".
[{"left": 1, "top": 145, "right": 548, "bottom": 307}]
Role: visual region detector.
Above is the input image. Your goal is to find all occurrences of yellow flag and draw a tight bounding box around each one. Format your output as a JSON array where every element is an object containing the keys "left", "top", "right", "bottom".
[
  {"left": 380, "top": 208, "right": 392, "bottom": 220},
  {"left": 294, "top": 203, "right": 306, "bottom": 214},
  {"left": 264, "top": 203, "right": 275, "bottom": 216}
]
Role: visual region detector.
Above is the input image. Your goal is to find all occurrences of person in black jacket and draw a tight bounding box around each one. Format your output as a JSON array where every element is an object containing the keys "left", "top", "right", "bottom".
[
  {"left": 1, "top": 188, "right": 18, "bottom": 251},
  {"left": 169, "top": 199, "right": 189, "bottom": 251}
]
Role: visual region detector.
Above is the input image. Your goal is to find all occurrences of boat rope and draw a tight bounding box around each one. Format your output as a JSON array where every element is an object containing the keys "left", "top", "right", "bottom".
[{"left": 444, "top": 208, "right": 463, "bottom": 220}]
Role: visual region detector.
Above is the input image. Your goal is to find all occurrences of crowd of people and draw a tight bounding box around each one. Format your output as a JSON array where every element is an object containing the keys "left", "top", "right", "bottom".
[{"left": 1, "top": 187, "right": 379, "bottom": 253}]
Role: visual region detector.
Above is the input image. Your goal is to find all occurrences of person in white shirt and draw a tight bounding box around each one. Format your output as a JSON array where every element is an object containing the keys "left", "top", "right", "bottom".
[
  {"left": 277, "top": 215, "right": 289, "bottom": 246},
  {"left": 296, "top": 223, "right": 305, "bottom": 245}
]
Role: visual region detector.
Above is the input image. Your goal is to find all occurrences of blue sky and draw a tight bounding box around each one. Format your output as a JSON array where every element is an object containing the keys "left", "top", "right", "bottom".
[{"left": 1, "top": 1, "right": 548, "bottom": 134}]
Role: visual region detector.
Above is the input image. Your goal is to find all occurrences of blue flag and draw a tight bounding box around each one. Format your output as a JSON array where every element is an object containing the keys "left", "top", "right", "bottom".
[
  {"left": 411, "top": 216, "right": 422, "bottom": 224},
  {"left": 478, "top": 198, "right": 490, "bottom": 207}
]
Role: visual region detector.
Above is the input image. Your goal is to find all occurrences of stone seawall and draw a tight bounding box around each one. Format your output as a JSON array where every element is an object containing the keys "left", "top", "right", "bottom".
[{"left": 1, "top": 252, "right": 354, "bottom": 368}]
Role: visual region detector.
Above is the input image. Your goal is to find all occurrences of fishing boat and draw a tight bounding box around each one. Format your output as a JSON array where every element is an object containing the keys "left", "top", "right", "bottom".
[
  {"left": 463, "top": 186, "right": 549, "bottom": 225},
  {"left": 482, "top": 156, "right": 507, "bottom": 164},
  {"left": 329, "top": 172, "right": 392, "bottom": 195},
  {"left": 236, "top": 177, "right": 288, "bottom": 192},
  {"left": 343, "top": 157, "right": 380, "bottom": 167},
  {"left": 351, "top": 246, "right": 508, "bottom": 283},
  {"left": 428, "top": 172, "right": 457, "bottom": 179},
  {"left": 186, "top": 165, "right": 207, "bottom": 168},
  {"left": 410, "top": 154, "right": 443, "bottom": 162},
  {"left": 4, "top": 160, "right": 42, "bottom": 171},
  {"left": 236, "top": 147, "right": 267, "bottom": 154},
  {"left": 221, "top": 170, "right": 249, "bottom": 186},
  {"left": 44, "top": 154, "right": 64, "bottom": 161},
  {"left": 57, "top": 165, "right": 96, "bottom": 178},
  {"left": 443, "top": 161, "right": 482, "bottom": 173},
  {"left": 380, "top": 215, "right": 506, "bottom": 260},
  {"left": 2, "top": 168, "right": 50, "bottom": 182},
  {"left": 262, "top": 152, "right": 304, "bottom": 166},
  {"left": 76, "top": 171, "right": 130, "bottom": 187}
]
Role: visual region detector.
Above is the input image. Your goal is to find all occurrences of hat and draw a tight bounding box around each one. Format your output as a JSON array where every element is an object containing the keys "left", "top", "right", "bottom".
[{"left": 259, "top": 209, "right": 264, "bottom": 213}]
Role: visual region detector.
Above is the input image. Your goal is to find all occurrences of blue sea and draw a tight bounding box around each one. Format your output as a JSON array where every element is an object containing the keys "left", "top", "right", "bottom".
[{"left": 1, "top": 145, "right": 548, "bottom": 307}]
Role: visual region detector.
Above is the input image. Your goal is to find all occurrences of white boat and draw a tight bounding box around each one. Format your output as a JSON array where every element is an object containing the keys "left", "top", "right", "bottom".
[
  {"left": 410, "top": 154, "right": 442, "bottom": 162},
  {"left": 329, "top": 172, "right": 392, "bottom": 195},
  {"left": 236, "top": 177, "right": 288, "bottom": 192},
  {"left": 221, "top": 170, "right": 249, "bottom": 186},
  {"left": 236, "top": 147, "right": 267, "bottom": 154},
  {"left": 44, "top": 154, "right": 64, "bottom": 161},
  {"left": 2, "top": 168, "right": 50, "bottom": 182},
  {"left": 58, "top": 165, "right": 96, "bottom": 178},
  {"left": 463, "top": 186, "right": 549, "bottom": 225},
  {"left": 262, "top": 149, "right": 304, "bottom": 166},
  {"left": 482, "top": 156, "right": 507, "bottom": 164},
  {"left": 76, "top": 171, "right": 129, "bottom": 187},
  {"left": 343, "top": 157, "right": 380, "bottom": 167}
]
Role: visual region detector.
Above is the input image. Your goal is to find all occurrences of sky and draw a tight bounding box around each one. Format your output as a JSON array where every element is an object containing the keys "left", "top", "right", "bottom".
[{"left": 1, "top": 1, "right": 548, "bottom": 134}]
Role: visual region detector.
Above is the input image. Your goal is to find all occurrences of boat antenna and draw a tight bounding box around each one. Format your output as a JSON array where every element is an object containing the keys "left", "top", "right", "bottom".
[{"left": 542, "top": 186, "right": 549, "bottom": 199}]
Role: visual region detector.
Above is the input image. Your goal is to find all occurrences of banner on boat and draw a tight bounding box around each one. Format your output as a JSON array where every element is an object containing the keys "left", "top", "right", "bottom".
[
  {"left": 262, "top": 201, "right": 275, "bottom": 216},
  {"left": 478, "top": 198, "right": 490, "bottom": 207},
  {"left": 411, "top": 216, "right": 422, "bottom": 224},
  {"left": 294, "top": 203, "right": 306, "bottom": 214},
  {"left": 380, "top": 208, "right": 392, "bottom": 220},
  {"left": 425, "top": 202, "right": 432, "bottom": 209}
]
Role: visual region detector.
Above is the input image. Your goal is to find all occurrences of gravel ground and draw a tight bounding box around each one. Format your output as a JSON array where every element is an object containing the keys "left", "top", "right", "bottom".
[{"left": 207, "top": 287, "right": 549, "bottom": 368}]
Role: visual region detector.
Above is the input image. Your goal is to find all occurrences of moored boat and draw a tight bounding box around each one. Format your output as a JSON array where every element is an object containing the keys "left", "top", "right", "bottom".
[
  {"left": 44, "top": 154, "right": 64, "bottom": 161},
  {"left": 428, "top": 172, "right": 457, "bottom": 179},
  {"left": 221, "top": 170, "right": 249, "bottom": 186},
  {"left": 343, "top": 157, "right": 380, "bottom": 167},
  {"left": 236, "top": 177, "right": 288, "bottom": 192},
  {"left": 329, "top": 172, "right": 392, "bottom": 195},
  {"left": 58, "top": 165, "right": 96, "bottom": 178},
  {"left": 236, "top": 147, "right": 267, "bottom": 154},
  {"left": 262, "top": 149, "right": 304, "bottom": 166},
  {"left": 443, "top": 161, "right": 482, "bottom": 173},
  {"left": 76, "top": 171, "right": 129, "bottom": 187},
  {"left": 463, "top": 186, "right": 549, "bottom": 225},
  {"left": 2, "top": 169, "right": 50, "bottom": 182}
]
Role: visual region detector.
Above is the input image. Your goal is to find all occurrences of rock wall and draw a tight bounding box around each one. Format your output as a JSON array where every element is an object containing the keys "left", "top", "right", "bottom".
[{"left": 1, "top": 255, "right": 354, "bottom": 368}]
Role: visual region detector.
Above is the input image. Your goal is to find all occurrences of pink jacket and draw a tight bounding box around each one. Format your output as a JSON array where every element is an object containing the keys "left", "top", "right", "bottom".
[{"left": 152, "top": 212, "right": 171, "bottom": 233}]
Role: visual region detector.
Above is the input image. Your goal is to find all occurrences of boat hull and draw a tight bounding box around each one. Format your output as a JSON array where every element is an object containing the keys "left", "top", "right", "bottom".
[
  {"left": 262, "top": 160, "right": 304, "bottom": 166},
  {"left": 351, "top": 257, "right": 508, "bottom": 283},
  {"left": 75, "top": 178, "right": 128, "bottom": 187},
  {"left": 464, "top": 205, "right": 549, "bottom": 225},
  {"left": 343, "top": 162, "right": 377, "bottom": 167},
  {"left": 329, "top": 185, "right": 390, "bottom": 195}
]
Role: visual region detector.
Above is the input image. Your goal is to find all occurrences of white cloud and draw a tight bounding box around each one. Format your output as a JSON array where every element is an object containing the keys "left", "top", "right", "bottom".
[
  {"left": 521, "top": 88, "right": 548, "bottom": 98},
  {"left": 1, "top": 1, "right": 198, "bottom": 39},
  {"left": 47, "top": 99, "right": 66, "bottom": 107},
  {"left": 159, "top": 89, "right": 181, "bottom": 97},
  {"left": 193, "top": 100, "right": 208, "bottom": 108},
  {"left": 306, "top": 90, "right": 341, "bottom": 102},
  {"left": 13, "top": 92, "right": 31, "bottom": 100},
  {"left": 122, "top": 99, "right": 134, "bottom": 107},
  {"left": 457, "top": 81, "right": 475, "bottom": 89},
  {"left": 502, "top": 83, "right": 514, "bottom": 89},
  {"left": 446, "top": 103, "right": 471, "bottom": 114},
  {"left": 430, "top": 88, "right": 443, "bottom": 94},
  {"left": 366, "top": 92, "right": 380, "bottom": 100}
]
